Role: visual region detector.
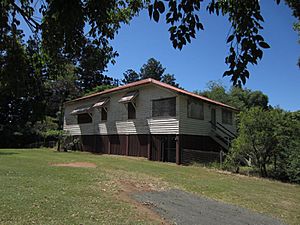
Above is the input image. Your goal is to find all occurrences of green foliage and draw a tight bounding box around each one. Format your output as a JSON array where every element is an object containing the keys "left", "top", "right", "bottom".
[
  {"left": 84, "top": 85, "right": 116, "bottom": 96},
  {"left": 273, "top": 110, "right": 300, "bottom": 182},
  {"left": 195, "top": 80, "right": 269, "bottom": 110},
  {"left": 33, "top": 116, "right": 59, "bottom": 139},
  {"left": 226, "top": 108, "right": 300, "bottom": 183},
  {"left": 161, "top": 74, "right": 180, "bottom": 87},
  {"left": 140, "top": 57, "right": 165, "bottom": 80},
  {"left": 148, "top": 1, "right": 278, "bottom": 85},
  {"left": 197, "top": 80, "right": 230, "bottom": 104},
  {"left": 122, "top": 58, "right": 180, "bottom": 87},
  {"left": 1, "top": 1, "right": 299, "bottom": 86},
  {"left": 228, "top": 107, "right": 280, "bottom": 177},
  {"left": 0, "top": 34, "right": 45, "bottom": 147},
  {"left": 122, "top": 69, "right": 140, "bottom": 84},
  {"left": 148, "top": 0, "right": 299, "bottom": 84},
  {"left": 76, "top": 42, "right": 117, "bottom": 92}
]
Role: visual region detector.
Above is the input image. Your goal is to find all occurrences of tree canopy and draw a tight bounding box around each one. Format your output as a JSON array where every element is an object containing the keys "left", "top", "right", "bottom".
[
  {"left": 140, "top": 58, "right": 165, "bottom": 81},
  {"left": 1, "top": 1, "right": 298, "bottom": 86},
  {"left": 121, "top": 58, "right": 180, "bottom": 87},
  {"left": 195, "top": 80, "right": 269, "bottom": 110},
  {"left": 148, "top": 0, "right": 299, "bottom": 85}
]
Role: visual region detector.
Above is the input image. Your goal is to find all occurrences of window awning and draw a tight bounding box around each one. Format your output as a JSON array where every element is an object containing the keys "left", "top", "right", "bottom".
[
  {"left": 93, "top": 98, "right": 110, "bottom": 108},
  {"left": 70, "top": 104, "right": 92, "bottom": 115},
  {"left": 118, "top": 91, "right": 138, "bottom": 103}
]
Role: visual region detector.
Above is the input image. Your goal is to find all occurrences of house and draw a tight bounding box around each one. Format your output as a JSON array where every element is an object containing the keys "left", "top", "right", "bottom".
[{"left": 63, "top": 78, "right": 238, "bottom": 164}]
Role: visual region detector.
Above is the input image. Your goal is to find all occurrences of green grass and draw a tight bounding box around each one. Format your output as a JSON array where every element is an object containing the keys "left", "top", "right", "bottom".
[{"left": 0, "top": 149, "right": 299, "bottom": 225}]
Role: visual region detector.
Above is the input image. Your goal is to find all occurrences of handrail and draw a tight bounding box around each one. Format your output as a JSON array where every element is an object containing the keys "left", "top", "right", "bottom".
[
  {"left": 216, "top": 122, "right": 237, "bottom": 138},
  {"left": 209, "top": 121, "right": 235, "bottom": 139}
]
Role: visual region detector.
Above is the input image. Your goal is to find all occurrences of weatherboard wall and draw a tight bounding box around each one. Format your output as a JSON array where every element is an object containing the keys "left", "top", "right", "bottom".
[
  {"left": 63, "top": 84, "right": 180, "bottom": 136},
  {"left": 178, "top": 95, "right": 236, "bottom": 138}
]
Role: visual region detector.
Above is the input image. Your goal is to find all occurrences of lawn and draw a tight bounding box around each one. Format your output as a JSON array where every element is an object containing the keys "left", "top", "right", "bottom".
[{"left": 0, "top": 148, "right": 299, "bottom": 225}]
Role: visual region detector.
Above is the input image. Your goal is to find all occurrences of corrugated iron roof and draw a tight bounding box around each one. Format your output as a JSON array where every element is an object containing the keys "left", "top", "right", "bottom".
[{"left": 65, "top": 78, "right": 238, "bottom": 111}]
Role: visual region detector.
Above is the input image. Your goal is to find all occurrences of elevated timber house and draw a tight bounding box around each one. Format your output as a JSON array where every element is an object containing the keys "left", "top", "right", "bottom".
[{"left": 63, "top": 78, "right": 238, "bottom": 164}]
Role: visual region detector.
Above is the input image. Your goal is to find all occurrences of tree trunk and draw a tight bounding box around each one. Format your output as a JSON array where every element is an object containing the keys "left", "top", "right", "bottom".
[
  {"left": 57, "top": 99, "right": 65, "bottom": 152},
  {"left": 262, "top": 163, "right": 268, "bottom": 177},
  {"left": 274, "top": 154, "right": 277, "bottom": 172}
]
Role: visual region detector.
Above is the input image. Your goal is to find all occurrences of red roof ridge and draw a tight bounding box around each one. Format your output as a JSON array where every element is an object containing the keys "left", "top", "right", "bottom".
[{"left": 65, "top": 78, "right": 237, "bottom": 111}]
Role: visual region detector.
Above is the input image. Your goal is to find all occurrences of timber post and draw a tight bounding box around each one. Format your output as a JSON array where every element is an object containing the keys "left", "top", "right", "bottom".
[
  {"left": 108, "top": 136, "right": 111, "bottom": 154},
  {"left": 126, "top": 135, "right": 129, "bottom": 156},
  {"left": 176, "top": 134, "right": 181, "bottom": 165},
  {"left": 147, "top": 134, "right": 151, "bottom": 160}
]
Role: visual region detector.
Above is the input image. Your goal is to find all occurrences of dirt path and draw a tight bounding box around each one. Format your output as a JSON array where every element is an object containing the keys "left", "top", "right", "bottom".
[
  {"left": 116, "top": 179, "right": 171, "bottom": 225},
  {"left": 132, "top": 189, "right": 286, "bottom": 225}
]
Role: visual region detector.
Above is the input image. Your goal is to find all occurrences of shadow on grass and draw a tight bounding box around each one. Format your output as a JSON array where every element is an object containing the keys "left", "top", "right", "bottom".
[{"left": 0, "top": 152, "right": 19, "bottom": 156}]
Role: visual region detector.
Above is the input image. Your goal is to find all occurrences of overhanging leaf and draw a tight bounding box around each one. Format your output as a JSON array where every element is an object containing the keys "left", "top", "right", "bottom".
[
  {"left": 259, "top": 41, "right": 270, "bottom": 49},
  {"left": 157, "top": 1, "right": 165, "bottom": 14},
  {"left": 153, "top": 10, "right": 159, "bottom": 22},
  {"left": 227, "top": 35, "right": 234, "bottom": 43},
  {"left": 148, "top": 5, "right": 153, "bottom": 19}
]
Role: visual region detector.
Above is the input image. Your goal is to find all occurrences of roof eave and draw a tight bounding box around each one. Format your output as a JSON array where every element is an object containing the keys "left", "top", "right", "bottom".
[{"left": 64, "top": 78, "right": 238, "bottom": 111}]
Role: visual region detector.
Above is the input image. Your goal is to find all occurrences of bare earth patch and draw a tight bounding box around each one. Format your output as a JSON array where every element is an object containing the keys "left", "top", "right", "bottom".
[
  {"left": 115, "top": 179, "right": 171, "bottom": 225},
  {"left": 50, "top": 162, "right": 97, "bottom": 168}
]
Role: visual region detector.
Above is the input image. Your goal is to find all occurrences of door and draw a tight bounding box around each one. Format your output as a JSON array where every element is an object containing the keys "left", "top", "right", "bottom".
[{"left": 211, "top": 108, "right": 216, "bottom": 130}]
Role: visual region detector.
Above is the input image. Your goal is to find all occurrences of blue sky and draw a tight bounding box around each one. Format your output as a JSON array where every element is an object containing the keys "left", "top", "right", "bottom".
[
  {"left": 19, "top": 1, "right": 299, "bottom": 111},
  {"left": 105, "top": 1, "right": 300, "bottom": 111}
]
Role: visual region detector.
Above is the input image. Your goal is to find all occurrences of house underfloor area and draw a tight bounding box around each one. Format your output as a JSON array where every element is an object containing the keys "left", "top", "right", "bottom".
[{"left": 69, "top": 134, "right": 224, "bottom": 164}]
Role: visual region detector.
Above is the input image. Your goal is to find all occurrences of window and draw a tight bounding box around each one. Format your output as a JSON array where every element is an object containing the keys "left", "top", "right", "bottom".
[
  {"left": 77, "top": 113, "right": 92, "bottom": 124},
  {"left": 101, "top": 108, "right": 107, "bottom": 121},
  {"left": 222, "top": 109, "right": 233, "bottom": 125},
  {"left": 187, "top": 99, "right": 204, "bottom": 120},
  {"left": 128, "top": 102, "right": 136, "bottom": 119},
  {"left": 152, "top": 97, "right": 176, "bottom": 117}
]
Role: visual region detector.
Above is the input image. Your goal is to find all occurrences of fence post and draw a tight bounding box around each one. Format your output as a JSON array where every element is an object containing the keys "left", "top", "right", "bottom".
[{"left": 220, "top": 150, "right": 223, "bottom": 168}]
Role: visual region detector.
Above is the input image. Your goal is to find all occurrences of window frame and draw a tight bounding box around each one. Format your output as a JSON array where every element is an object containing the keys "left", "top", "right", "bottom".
[
  {"left": 127, "top": 102, "right": 136, "bottom": 120},
  {"left": 101, "top": 108, "right": 107, "bottom": 122},
  {"left": 222, "top": 109, "right": 233, "bottom": 125},
  {"left": 152, "top": 97, "right": 176, "bottom": 118},
  {"left": 187, "top": 99, "right": 204, "bottom": 120}
]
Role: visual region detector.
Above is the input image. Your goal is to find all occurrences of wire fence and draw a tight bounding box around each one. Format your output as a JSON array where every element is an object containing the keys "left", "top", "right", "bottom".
[{"left": 182, "top": 149, "right": 225, "bottom": 166}]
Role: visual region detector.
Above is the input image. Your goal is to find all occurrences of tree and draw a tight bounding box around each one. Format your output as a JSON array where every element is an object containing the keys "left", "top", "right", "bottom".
[
  {"left": 0, "top": 32, "right": 47, "bottom": 147},
  {"left": 149, "top": 0, "right": 299, "bottom": 85},
  {"left": 197, "top": 81, "right": 230, "bottom": 105},
  {"left": 122, "top": 69, "right": 140, "bottom": 84},
  {"left": 161, "top": 74, "right": 179, "bottom": 87},
  {"left": 1, "top": 0, "right": 142, "bottom": 59},
  {"left": 226, "top": 108, "right": 300, "bottom": 183},
  {"left": 273, "top": 110, "right": 300, "bottom": 183},
  {"left": 84, "top": 84, "right": 117, "bottom": 96},
  {"left": 44, "top": 62, "right": 81, "bottom": 150},
  {"left": 2, "top": 1, "right": 298, "bottom": 85},
  {"left": 228, "top": 107, "right": 281, "bottom": 177},
  {"left": 122, "top": 58, "right": 180, "bottom": 87},
  {"left": 76, "top": 42, "right": 117, "bottom": 92},
  {"left": 195, "top": 80, "right": 270, "bottom": 110},
  {"left": 140, "top": 58, "right": 165, "bottom": 80}
]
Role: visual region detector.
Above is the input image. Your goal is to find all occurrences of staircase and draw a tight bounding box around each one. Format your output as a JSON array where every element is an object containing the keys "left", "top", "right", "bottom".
[{"left": 209, "top": 121, "right": 237, "bottom": 150}]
